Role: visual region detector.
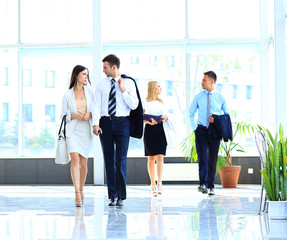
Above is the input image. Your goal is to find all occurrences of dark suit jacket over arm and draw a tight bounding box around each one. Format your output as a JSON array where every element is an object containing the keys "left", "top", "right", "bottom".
[{"left": 209, "top": 114, "right": 233, "bottom": 142}]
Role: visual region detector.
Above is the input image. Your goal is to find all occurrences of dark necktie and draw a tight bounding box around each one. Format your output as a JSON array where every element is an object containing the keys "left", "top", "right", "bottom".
[{"left": 108, "top": 79, "right": 116, "bottom": 116}]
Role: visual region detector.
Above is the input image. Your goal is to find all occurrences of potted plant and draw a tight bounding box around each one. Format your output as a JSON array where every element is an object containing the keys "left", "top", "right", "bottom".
[
  {"left": 217, "top": 122, "right": 258, "bottom": 187},
  {"left": 181, "top": 121, "right": 258, "bottom": 188},
  {"left": 260, "top": 124, "right": 287, "bottom": 220}
]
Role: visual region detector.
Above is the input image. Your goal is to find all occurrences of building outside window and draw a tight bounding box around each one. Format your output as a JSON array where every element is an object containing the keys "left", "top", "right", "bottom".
[
  {"left": 166, "top": 80, "right": 173, "bottom": 96},
  {"left": 149, "top": 56, "right": 158, "bottom": 65},
  {"left": 232, "top": 85, "right": 238, "bottom": 99},
  {"left": 246, "top": 85, "right": 252, "bottom": 100},
  {"left": 2, "top": 103, "right": 9, "bottom": 122},
  {"left": 131, "top": 56, "right": 139, "bottom": 64},
  {"left": 23, "top": 104, "right": 32, "bottom": 122},
  {"left": 45, "top": 104, "right": 55, "bottom": 122},
  {"left": 45, "top": 70, "right": 55, "bottom": 88},
  {"left": 0, "top": 67, "right": 8, "bottom": 85},
  {"left": 23, "top": 69, "right": 32, "bottom": 87}
]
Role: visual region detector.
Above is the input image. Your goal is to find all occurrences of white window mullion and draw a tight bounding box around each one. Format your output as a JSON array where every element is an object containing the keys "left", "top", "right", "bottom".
[{"left": 274, "top": 0, "right": 287, "bottom": 129}]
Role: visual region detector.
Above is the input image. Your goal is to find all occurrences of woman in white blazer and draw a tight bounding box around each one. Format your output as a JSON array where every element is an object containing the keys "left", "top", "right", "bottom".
[{"left": 61, "top": 65, "right": 95, "bottom": 207}]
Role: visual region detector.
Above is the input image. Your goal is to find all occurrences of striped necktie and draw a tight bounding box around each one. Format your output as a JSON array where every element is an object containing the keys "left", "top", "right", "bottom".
[
  {"left": 108, "top": 79, "right": 116, "bottom": 116},
  {"left": 206, "top": 92, "right": 211, "bottom": 128}
]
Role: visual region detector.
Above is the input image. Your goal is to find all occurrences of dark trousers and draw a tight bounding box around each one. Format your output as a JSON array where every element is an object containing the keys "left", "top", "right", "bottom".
[
  {"left": 99, "top": 117, "right": 130, "bottom": 200},
  {"left": 195, "top": 126, "right": 220, "bottom": 189}
]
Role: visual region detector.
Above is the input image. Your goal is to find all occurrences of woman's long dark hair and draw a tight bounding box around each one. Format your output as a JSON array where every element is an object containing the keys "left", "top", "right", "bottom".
[{"left": 69, "top": 65, "right": 91, "bottom": 89}]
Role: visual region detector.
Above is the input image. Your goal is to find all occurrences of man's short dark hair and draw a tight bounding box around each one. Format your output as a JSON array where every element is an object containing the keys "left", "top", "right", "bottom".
[
  {"left": 204, "top": 71, "right": 217, "bottom": 83},
  {"left": 102, "top": 54, "right": 120, "bottom": 69}
]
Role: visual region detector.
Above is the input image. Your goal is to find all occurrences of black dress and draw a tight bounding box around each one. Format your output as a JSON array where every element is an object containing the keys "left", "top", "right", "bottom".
[{"left": 144, "top": 122, "right": 167, "bottom": 156}]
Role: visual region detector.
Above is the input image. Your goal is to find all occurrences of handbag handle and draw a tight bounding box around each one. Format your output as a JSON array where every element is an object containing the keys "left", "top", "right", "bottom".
[{"left": 58, "top": 115, "right": 67, "bottom": 139}]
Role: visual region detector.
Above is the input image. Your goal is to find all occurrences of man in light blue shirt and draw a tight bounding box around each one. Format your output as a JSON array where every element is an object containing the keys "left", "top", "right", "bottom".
[{"left": 189, "top": 71, "right": 230, "bottom": 195}]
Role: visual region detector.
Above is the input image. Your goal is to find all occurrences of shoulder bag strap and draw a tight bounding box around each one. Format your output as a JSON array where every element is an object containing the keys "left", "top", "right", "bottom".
[{"left": 58, "top": 115, "right": 67, "bottom": 139}]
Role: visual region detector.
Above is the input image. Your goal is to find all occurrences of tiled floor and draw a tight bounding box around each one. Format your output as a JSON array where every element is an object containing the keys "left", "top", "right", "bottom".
[{"left": 0, "top": 185, "right": 286, "bottom": 240}]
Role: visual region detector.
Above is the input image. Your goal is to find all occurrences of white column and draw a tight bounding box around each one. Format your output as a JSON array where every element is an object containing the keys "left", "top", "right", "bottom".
[
  {"left": 274, "top": 0, "right": 287, "bottom": 129},
  {"left": 92, "top": 1, "right": 105, "bottom": 239},
  {"left": 259, "top": 0, "right": 276, "bottom": 130},
  {"left": 92, "top": 0, "right": 104, "bottom": 185}
]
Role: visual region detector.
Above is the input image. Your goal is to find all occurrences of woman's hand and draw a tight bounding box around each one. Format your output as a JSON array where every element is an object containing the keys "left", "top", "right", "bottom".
[
  {"left": 81, "top": 112, "right": 91, "bottom": 121},
  {"left": 161, "top": 115, "right": 168, "bottom": 122},
  {"left": 149, "top": 118, "right": 158, "bottom": 125}
]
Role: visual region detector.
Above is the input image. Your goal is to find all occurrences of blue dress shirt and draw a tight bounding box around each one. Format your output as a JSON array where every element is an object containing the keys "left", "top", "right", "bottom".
[{"left": 189, "top": 89, "right": 230, "bottom": 132}]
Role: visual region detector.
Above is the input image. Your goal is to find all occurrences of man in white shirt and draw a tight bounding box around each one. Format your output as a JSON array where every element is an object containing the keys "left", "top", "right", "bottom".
[{"left": 93, "top": 54, "right": 139, "bottom": 207}]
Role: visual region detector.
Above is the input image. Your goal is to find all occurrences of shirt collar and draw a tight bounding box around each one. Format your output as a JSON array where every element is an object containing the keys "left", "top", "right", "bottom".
[
  {"left": 204, "top": 89, "right": 216, "bottom": 95},
  {"left": 110, "top": 74, "right": 121, "bottom": 82}
]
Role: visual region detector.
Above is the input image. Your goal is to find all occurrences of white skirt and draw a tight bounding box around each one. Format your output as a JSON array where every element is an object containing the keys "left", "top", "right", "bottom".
[{"left": 66, "top": 120, "right": 92, "bottom": 159}]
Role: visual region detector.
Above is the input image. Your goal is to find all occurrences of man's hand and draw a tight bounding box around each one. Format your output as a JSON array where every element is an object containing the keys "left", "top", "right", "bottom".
[
  {"left": 118, "top": 77, "right": 125, "bottom": 93},
  {"left": 209, "top": 115, "right": 214, "bottom": 123},
  {"left": 93, "top": 125, "right": 102, "bottom": 136}
]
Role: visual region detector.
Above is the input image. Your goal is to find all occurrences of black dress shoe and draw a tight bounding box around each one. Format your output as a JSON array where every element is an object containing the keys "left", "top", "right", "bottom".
[
  {"left": 116, "top": 198, "right": 123, "bottom": 207},
  {"left": 108, "top": 199, "right": 115, "bottom": 207}
]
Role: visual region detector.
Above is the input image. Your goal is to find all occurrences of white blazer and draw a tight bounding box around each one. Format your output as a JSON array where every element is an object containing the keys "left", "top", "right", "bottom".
[{"left": 60, "top": 85, "right": 95, "bottom": 137}]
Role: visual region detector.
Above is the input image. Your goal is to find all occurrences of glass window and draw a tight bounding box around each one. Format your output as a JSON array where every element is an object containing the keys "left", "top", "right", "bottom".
[
  {"left": 0, "top": 0, "right": 18, "bottom": 44},
  {"left": 23, "top": 104, "right": 32, "bottom": 122},
  {"left": 21, "top": 0, "right": 93, "bottom": 43},
  {"left": 188, "top": 0, "right": 260, "bottom": 39},
  {"left": 149, "top": 56, "right": 158, "bottom": 65},
  {"left": 131, "top": 56, "right": 139, "bottom": 65},
  {"left": 216, "top": 83, "right": 223, "bottom": 92},
  {"left": 23, "top": 69, "right": 32, "bottom": 87},
  {"left": 45, "top": 70, "right": 55, "bottom": 88},
  {"left": 67, "top": 72, "right": 71, "bottom": 88},
  {"left": 102, "top": 0, "right": 185, "bottom": 41},
  {"left": 45, "top": 105, "right": 55, "bottom": 122},
  {"left": 0, "top": 48, "right": 18, "bottom": 156},
  {"left": 103, "top": 51, "right": 186, "bottom": 157},
  {"left": 2, "top": 103, "right": 9, "bottom": 122},
  {"left": 232, "top": 85, "right": 238, "bottom": 99},
  {"left": 0, "top": 67, "right": 8, "bottom": 85},
  {"left": 21, "top": 47, "right": 93, "bottom": 156},
  {"left": 166, "top": 80, "right": 173, "bottom": 96},
  {"left": 246, "top": 85, "right": 252, "bottom": 100},
  {"left": 187, "top": 51, "right": 260, "bottom": 155}
]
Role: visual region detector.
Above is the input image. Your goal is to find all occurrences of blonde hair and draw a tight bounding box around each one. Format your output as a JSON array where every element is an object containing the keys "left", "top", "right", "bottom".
[{"left": 146, "top": 81, "right": 163, "bottom": 103}]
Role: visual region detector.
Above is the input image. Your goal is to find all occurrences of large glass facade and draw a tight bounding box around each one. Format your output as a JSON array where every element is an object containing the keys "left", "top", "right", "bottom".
[
  {"left": 21, "top": 0, "right": 93, "bottom": 43},
  {"left": 21, "top": 48, "right": 93, "bottom": 156},
  {"left": 0, "top": 0, "right": 264, "bottom": 157},
  {"left": 0, "top": 48, "right": 19, "bottom": 155}
]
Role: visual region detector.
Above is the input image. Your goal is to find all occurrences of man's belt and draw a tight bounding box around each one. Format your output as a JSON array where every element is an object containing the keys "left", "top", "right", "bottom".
[{"left": 101, "top": 116, "right": 127, "bottom": 120}]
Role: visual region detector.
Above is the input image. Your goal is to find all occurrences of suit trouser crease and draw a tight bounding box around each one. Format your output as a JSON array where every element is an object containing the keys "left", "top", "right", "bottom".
[
  {"left": 99, "top": 117, "right": 130, "bottom": 200},
  {"left": 195, "top": 127, "right": 220, "bottom": 189}
]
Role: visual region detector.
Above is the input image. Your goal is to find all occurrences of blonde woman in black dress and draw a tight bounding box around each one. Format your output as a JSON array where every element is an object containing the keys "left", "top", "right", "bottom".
[{"left": 143, "top": 81, "right": 168, "bottom": 196}]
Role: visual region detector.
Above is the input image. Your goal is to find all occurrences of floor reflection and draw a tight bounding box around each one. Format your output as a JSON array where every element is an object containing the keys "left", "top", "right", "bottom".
[
  {"left": 198, "top": 198, "right": 219, "bottom": 239},
  {"left": 106, "top": 208, "right": 127, "bottom": 239},
  {"left": 0, "top": 185, "right": 280, "bottom": 239},
  {"left": 147, "top": 198, "right": 166, "bottom": 239},
  {"left": 72, "top": 208, "right": 87, "bottom": 239}
]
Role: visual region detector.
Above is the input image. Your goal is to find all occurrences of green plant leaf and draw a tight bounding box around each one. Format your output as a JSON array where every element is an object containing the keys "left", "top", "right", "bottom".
[{"left": 261, "top": 169, "right": 273, "bottom": 200}]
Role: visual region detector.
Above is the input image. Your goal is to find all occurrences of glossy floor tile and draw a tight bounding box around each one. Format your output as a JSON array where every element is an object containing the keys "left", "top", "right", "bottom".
[{"left": 0, "top": 185, "right": 286, "bottom": 240}]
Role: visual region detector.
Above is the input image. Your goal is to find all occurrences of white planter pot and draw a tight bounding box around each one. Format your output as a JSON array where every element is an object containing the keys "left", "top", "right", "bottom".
[
  {"left": 267, "top": 219, "right": 287, "bottom": 238},
  {"left": 268, "top": 201, "right": 287, "bottom": 220}
]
